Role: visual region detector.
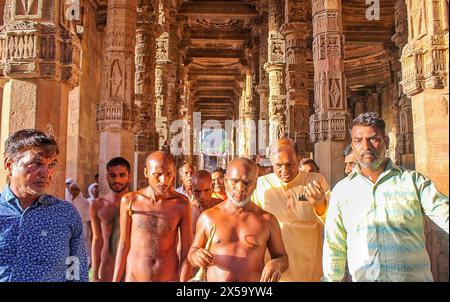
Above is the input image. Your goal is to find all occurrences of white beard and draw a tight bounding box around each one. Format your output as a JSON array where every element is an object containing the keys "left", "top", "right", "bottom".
[{"left": 226, "top": 191, "right": 250, "bottom": 208}]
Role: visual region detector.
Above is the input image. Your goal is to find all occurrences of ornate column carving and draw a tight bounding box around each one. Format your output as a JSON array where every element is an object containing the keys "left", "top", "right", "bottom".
[
  {"left": 241, "top": 67, "right": 255, "bottom": 158},
  {"left": 400, "top": 0, "right": 449, "bottom": 282},
  {"left": 154, "top": 0, "right": 177, "bottom": 150},
  {"left": 0, "top": 0, "right": 81, "bottom": 197},
  {"left": 281, "top": 0, "right": 310, "bottom": 155},
  {"left": 96, "top": 0, "right": 137, "bottom": 194},
  {"left": 255, "top": 10, "right": 269, "bottom": 156},
  {"left": 392, "top": 0, "right": 415, "bottom": 169},
  {"left": 264, "top": 0, "right": 286, "bottom": 147},
  {"left": 401, "top": 0, "right": 448, "bottom": 95},
  {"left": 134, "top": 0, "right": 157, "bottom": 189},
  {"left": 310, "top": 0, "right": 349, "bottom": 186},
  {"left": 400, "top": 0, "right": 448, "bottom": 196},
  {"left": 0, "top": 0, "right": 81, "bottom": 85}
]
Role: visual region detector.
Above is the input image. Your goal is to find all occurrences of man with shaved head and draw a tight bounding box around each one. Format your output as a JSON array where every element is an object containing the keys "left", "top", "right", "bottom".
[
  {"left": 176, "top": 163, "right": 196, "bottom": 200},
  {"left": 112, "top": 151, "right": 193, "bottom": 282},
  {"left": 189, "top": 158, "right": 288, "bottom": 282},
  {"left": 252, "top": 138, "right": 330, "bottom": 281},
  {"left": 190, "top": 170, "right": 222, "bottom": 233}
]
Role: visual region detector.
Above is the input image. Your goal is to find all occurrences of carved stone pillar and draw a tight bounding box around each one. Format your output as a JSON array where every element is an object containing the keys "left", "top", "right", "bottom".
[
  {"left": 400, "top": 0, "right": 449, "bottom": 283},
  {"left": 264, "top": 0, "right": 286, "bottom": 147},
  {"left": 154, "top": 0, "right": 173, "bottom": 150},
  {"left": 391, "top": 0, "right": 415, "bottom": 169},
  {"left": 134, "top": 0, "right": 157, "bottom": 189},
  {"left": 281, "top": 0, "right": 310, "bottom": 155},
  {"left": 0, "top": 0, "right": 81, "bottom": 198},
  {"left": 256, "top": 10, "right": 269, "bottom": 156},
  {"left": 400, "top": 0, "right": 449, "bottom": 196},
  {"left": 96, "top": 0, "right": 137, "bottom": 194},
  {"left": 178, "top": 64, "right": 193, "bottom": 164},
  {"left": 310, "top": 0, "right": 349, "bottom": 187},
  {"left": 166, "top": 10, "right": 179, "bottom": 142},
  {"left": 240, "top": 68, "right": 255, "bottom": 158}
]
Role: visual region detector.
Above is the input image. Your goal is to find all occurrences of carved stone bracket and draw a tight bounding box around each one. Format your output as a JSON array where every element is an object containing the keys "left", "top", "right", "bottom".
[
  {"left": 0, "top": 20, "right": 81, "bottom": 87},
  {"left": 309, "top": 111, "right": 350, "bottom": 143},
  {"left": 96, "top": 102, "right": 137, "bottom": 132}
]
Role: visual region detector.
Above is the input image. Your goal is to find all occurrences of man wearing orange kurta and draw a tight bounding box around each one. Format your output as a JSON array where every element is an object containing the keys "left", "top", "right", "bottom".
[{"left": 252, "top": 138, "right": 330, "bottom": 281}]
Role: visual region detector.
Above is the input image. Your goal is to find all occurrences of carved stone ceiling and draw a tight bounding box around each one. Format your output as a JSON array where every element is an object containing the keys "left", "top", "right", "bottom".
[
  {"left": 93, "top": 0, "right": 396, "bottom": 122},
  {"left": 179, "top": 0, "right": 396, "bottom": 122},
  {"left": 179, "top": 0, "right": 259, "bottom": 123}
]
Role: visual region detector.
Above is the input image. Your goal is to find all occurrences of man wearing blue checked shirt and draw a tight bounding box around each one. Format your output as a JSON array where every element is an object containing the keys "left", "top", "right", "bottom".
[{"left": 0, "top": 129, "right": 88, "bottom": 282}]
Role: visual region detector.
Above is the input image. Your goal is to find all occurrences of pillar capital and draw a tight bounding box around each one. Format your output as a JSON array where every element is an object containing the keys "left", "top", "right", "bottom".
[
  {"left": 400, "top": 0, "right": 448, "bottom": 97},
  {"left": 0, "top": 1, "right": 81, "bottom": 87}
]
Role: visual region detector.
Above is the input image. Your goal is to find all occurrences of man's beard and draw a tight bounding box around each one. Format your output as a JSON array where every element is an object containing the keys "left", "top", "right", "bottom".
[
  {"left": 109, "top": 182, "right": 128, "bottom": 193},
  {"left": 358, "top": 151, "right": 386, "bottom": 170},
  {"left": 226, "top": 191, "right": 250, "bottom": 208}
]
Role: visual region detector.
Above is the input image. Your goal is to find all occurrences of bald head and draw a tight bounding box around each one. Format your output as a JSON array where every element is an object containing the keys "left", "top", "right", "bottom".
[
  {"left": 146, "top": 151, "right": 175, "bottom": 169},
  {"left": 225, "top": 157, "right": 258, "bottom": 207},
  {"left": 269, "top": 138, "right": 300, "bottom": 183},
  {"left": 192, "top": 170, "right": 212, "bottom": 188},
  {"left": 144, "top": 151, "right": 175, "bottom": 196},
  {"left": 269, "top": 138, "right": 299, "bottom": 158},
  {"left": 226, "top": 158, "right": 258, "bottom": 179},
  {"left": 191, "top": 170, "right": 214, "bottom": 204}
]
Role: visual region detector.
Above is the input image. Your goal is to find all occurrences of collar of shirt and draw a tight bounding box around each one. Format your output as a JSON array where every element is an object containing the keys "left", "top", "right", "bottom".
[
  {"left": 278, "top": 172, "right": 303, "bottom": 190},
  {"left": 1, "top": 185, "right": 55, "bottom": 211},
  {"left": 348, "top": 158, "right": 402, "bottom": 183}
]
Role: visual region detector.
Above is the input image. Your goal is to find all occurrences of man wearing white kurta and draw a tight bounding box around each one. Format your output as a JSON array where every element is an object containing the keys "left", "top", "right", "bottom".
[{"left": 252, "top": 138, "right": 330, "bottom": 281}]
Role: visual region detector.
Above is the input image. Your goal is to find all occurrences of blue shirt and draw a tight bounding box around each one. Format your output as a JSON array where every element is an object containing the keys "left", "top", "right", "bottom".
[{"left": 0, "top": 186, "right": 88, "bottom": 282}]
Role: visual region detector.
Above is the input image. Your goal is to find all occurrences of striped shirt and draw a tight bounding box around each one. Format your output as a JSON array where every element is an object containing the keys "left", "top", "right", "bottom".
[{"left": 323, "top": 159, "right": 449, "bottom": 282}]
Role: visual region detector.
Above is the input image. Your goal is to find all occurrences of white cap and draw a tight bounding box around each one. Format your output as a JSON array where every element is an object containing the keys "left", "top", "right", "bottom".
[{"left": 65, "top": 178, "right": 73, "bottom": 184}]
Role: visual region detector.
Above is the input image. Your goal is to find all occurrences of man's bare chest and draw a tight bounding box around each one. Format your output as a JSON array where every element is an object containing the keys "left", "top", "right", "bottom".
[
  {"left": 98, "top": 202, "right": 119, "bottom": 224},
  {"left": 131, "top": 208, "right": 180, "bottom": 234},
  {"left": 212, "top": 220, "right": 269, "bottom": 249}
]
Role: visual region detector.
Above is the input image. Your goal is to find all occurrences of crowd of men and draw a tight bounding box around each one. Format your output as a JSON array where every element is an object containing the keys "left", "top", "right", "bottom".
[{"left": 0, "top": 112, "right": 448, "bottom": 282}]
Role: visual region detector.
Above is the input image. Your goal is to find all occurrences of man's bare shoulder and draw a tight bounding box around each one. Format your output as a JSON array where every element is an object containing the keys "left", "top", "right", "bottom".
[
  {"left": 91, "top": 196, "right": 106, "bottom": 209},
  {"left": 250, "top": 203, "right": 276, "bottom": 223},
  {"left": 199, "top": 203, "right": 223, "bottom": 220},
  {"left": 211, "top": 198, "right": 223, "bottom": 206},
  {"left": 169, "top": 190, "right": 190, "bottom": 203}
]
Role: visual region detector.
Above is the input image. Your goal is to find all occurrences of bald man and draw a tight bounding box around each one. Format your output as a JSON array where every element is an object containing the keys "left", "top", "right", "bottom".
[
  {"left": 189, "top": 158, "right": 288, "bottom": 282},
  {"left": 190, "top": 170, "right": 222, "bottom": 233},
  {"left": 252, "top": 138, "right": 330, "bottom": 281},
  {"left": 112, "top": 151, "right": 193, "bottom": 282},
  {"left": 176, "top": 163, "right": 196, "bottom": 200}
]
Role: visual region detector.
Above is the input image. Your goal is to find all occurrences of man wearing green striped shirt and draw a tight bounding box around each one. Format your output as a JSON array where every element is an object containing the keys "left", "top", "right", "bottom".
[{"left": 323, "top": 112, "right": 449, "bottom": 282}]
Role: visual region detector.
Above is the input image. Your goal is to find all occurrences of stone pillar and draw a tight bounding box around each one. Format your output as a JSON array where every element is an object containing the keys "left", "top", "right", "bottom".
[
  {"left": 176, "top": 63, "right": 193, "bottom": 165},
  {"left": 310, "top": 0, "right": 349, "bottom": 187},
  {"left": 264, "top": 0, "right": 286, "bottom": 147},
  {"left": 400, "top": 0, "right": 449, "bottom": 196},
  {"left": 134, "top": 0, "right": 157, "bottom": 190},
  {"left": 154, "top": 0, "right": 172, "bottom": 150},
  {"left": 281, "top": 0, "right": 310, "bottom": 155},
  {"left": 240, "top": 68, "right": 256, "bottom": 158},
  {"left": 0, "top": 0, "right": 81, "bottom": 198},
  {"left": 96, "top": 0, "right": 137, "bottom": 194},
  {"left": 65, "top": 1, "right": 106, "bottom": 195},
  {"left": 391, "top": 0, "right": 415, "bottom": 169},
  {"left": 166, "top": 9, "right": 179, "bottom": 144},
  {"left": 400, "top": 0, "right": 449, "bottom": 283},
  {"left": 256, "top": 10, "right": 269, "bottom": 156}
]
